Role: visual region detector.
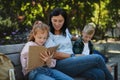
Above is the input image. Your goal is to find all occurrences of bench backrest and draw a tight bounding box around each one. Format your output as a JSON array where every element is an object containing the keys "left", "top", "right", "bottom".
[
  {"left": 0, "top": 44, "right": 24, "bottom": 66},
  {"left": 0, "top": 44, "right": 25, "bottom": 80}
]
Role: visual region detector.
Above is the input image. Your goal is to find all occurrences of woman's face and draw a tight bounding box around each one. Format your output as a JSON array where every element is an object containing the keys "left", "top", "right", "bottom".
[{"left": 51, "top": 15, "right": 65, "bottom": 31}]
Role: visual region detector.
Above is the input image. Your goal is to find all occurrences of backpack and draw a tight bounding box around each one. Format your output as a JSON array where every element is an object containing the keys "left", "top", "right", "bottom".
[{"left": 0, "top": 53, "right": 15, "bottom": 80}]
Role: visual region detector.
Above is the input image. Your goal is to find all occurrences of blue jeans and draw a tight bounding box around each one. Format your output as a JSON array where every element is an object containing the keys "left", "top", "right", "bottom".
[
  {"left": 94, "top": 50, "right": 108, "bottom": 63},
  {"left": 55, "top": 54, "right": 113, "bottom": 80},
  {"left": 28, "top": 67, "right": 73, "bottom": 80}
]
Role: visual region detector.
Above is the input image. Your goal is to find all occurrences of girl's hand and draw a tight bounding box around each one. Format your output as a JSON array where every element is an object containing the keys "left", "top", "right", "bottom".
[
  {"left": 39, "top": 51, "right": 50, "bottom": 62},
  {"left": 39, "top": 51, "right": 52, "bottom": 66}
]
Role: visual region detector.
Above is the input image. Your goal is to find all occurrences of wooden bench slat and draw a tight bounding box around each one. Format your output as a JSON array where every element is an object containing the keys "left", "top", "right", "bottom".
[
  {"left": 0, "top": 44, "right": 24, "bottom": 54},
  {"left": 7, "top": 53, "right": 21, "bottom": 66}
]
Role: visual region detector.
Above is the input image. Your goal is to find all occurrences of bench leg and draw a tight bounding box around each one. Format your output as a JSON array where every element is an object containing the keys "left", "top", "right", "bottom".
[{"left": 114, "top": 63, "right": 118, "bottom": 80}]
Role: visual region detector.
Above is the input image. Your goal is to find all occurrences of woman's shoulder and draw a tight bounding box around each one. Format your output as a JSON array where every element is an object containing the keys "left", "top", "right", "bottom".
[
  {"left": 65, "top": 28, "right": 72, "bottom": 38},
  {"left": 49, "top": 32, "right": 54, "bottom": 37}
]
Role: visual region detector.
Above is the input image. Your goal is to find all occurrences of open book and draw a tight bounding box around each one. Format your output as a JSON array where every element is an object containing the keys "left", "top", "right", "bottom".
[{"left": 27, "top": 45, "right": 59, "bottom": 70}]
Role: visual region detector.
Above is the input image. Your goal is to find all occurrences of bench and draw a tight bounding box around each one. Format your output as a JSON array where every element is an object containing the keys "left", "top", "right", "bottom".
[{"left": 0, "top": 43, "right": 118, "bottom": 80}]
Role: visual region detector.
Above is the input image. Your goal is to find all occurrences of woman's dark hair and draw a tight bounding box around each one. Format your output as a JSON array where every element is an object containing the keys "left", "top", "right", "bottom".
[{"left": 49, "top": 8, "right": 68, "bottom": 36}]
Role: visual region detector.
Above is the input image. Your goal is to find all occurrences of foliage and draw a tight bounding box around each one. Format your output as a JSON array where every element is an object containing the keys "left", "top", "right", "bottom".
[{"left": 0, "top": 0, "right": 120, "bottom": 45}]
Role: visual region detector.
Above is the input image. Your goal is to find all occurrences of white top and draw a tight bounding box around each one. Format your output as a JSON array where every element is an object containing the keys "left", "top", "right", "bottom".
[
  {"left": 82, "top": 42, "right": 90, "bottom": 55},
  {"left": 20, "top": 41, "right": 56, "bottom": 75},
  {"left": 45, "top": 29, "right": 73, "bottom": 54}
]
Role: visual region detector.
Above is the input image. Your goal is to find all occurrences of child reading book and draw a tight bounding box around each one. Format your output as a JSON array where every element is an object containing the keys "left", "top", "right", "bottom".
[
  {"left": 27, "top": 44, "right": 59, "bottom": 70},
  {"left": 20, "top": 21, "right": 73, "bottom": 80}
]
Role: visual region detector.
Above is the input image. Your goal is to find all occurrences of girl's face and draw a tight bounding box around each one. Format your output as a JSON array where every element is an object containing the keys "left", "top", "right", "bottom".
[
  {"left": 34, "top": 30, "right": 48, "bottom": 46},
  {"left": 51, "top": 15, "right": 65, "bottom": 31},
  {"left": 82, "top": 32, "right": 94, "bottom": 43}
]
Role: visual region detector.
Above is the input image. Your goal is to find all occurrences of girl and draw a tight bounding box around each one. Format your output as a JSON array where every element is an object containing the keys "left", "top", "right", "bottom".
[{"left": 20, "top": 21, "right": 73, "bottom": 80}]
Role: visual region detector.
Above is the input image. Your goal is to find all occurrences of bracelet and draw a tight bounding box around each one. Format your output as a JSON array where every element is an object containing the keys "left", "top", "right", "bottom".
[{"left": 70, "top": 54, "right": 75, "bottom": 57}]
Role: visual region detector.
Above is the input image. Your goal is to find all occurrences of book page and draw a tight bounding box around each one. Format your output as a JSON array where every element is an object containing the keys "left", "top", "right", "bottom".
[{"left": 27, "top": 45, "right": 58, "bottom": 70}]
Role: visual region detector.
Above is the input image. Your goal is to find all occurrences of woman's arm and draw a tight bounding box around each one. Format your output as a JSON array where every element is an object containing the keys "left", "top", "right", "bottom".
[
  {"left": 53, "top": 52, "right": 71, "bottom": 59},
  {"left": 53, "top": 52, "right": 85, "bottom": 60}
]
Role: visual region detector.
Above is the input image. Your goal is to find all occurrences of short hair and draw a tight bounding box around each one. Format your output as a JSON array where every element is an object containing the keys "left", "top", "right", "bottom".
[{"left": 82, "top": 22, "right": 96, "bottom": 35}]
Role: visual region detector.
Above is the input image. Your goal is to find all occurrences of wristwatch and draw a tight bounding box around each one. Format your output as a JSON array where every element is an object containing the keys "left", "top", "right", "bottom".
[{"left": 70, "top": 54, "right": 75, "bottom": 57}]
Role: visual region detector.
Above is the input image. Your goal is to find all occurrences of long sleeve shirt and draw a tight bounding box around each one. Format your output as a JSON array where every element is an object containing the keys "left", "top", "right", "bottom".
[{"left": 20, "top": 41, "right": 56, "bottom": 75}]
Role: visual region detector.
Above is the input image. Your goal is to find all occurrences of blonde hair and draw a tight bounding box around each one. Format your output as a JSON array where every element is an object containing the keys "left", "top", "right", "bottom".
[
  {"left": 28, "top": 21, "right": 49, "bottom": 41},
  {"left": 82, "top": 22, "right": 96, "bottom": 35}
]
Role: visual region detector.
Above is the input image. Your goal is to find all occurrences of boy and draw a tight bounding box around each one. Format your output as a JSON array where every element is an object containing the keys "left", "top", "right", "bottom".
[{"left": 73, "top": 22, "right": 108, "bottom": 62}]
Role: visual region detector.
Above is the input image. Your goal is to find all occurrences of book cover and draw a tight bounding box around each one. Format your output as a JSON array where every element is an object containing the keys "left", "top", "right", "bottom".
[{"left": 27, "top": 45, "right": 58, "bottom": 70}]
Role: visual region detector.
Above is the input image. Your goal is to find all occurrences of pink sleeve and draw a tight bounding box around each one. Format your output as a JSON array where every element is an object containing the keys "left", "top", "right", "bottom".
[
  {"left": 20, "top": 42, "right": 29, "bottom": 70},
  {"left": 48, "top": 59, "right": 56, "bottom": 68},
  {"left": 20, "top": 42, "right": 37, "bottom": 72}
]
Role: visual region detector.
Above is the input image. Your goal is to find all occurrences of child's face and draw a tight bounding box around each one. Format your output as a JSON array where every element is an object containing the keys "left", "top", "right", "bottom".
[
  {"left": 82, "top": 32, "right": 94, "bottom": 43},
  {"left": 34, "top": 30, "right": 48, "bottom": 46}
]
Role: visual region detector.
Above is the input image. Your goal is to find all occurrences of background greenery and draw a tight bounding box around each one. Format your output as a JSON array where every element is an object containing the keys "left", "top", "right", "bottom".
[{"left": 0, "top": 0, "right": 120, "bottom": 45}]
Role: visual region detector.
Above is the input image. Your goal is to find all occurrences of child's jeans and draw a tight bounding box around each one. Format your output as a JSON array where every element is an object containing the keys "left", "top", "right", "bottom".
[
  {"left": 28, "top": 67, "right": 73, "bottom": 80},
  {"left": 94, "top": 50, "right": 108, "bottom": 63}
]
